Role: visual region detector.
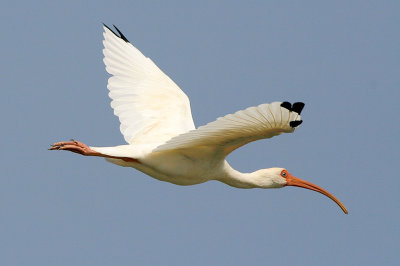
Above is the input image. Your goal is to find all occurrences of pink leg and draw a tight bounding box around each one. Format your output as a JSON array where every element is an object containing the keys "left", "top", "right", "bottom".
[
  {"left": 49, "top": 139, "right": 139, "bottom": 163},
  {"left": 49, "top": 139, "right": 100, "bottom": 156}
]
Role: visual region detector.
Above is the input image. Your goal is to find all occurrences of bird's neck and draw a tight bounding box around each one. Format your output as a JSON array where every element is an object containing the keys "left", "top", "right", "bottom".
[{"left": 218, "top": 162, "right": 259, "bottom": 189}]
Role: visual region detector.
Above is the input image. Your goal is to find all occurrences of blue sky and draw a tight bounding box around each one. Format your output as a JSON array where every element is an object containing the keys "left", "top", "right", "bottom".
[{"left": 1, "top": 1, "right": 399, "bottom": 265}]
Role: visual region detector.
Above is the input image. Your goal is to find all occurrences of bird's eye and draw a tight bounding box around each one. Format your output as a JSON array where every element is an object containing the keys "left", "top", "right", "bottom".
[{"left": 281, "top": 171, "right": 287, "bottom": 177}]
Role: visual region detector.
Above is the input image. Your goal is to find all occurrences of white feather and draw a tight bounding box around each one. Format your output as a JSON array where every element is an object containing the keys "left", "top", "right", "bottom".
[
  {"left": 103, "top": 26, "right": 195, "bottom": 149},
  {"left": 154, "top": 102, "right": 302, "bottom": 157}
]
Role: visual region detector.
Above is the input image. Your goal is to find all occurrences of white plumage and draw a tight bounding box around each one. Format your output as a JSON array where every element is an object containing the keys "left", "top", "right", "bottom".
[
  {"left": 155, "top": 102, "right": 300, "bottom": 155},
  {"left": 103, "top": 25, "right": 195, "bottom": 150},
  {"left": 50, "top": 25, "right": 348, "bottom": 214}
]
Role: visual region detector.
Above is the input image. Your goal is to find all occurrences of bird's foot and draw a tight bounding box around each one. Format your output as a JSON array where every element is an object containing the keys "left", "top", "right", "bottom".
[{"left": 49, "top": 139, "right": 97, "bottom": 156}]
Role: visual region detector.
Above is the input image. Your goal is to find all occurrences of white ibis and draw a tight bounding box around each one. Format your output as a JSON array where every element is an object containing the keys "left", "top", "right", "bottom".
[{"left": 50, "top": 25, "right": 348, "bottom": 214}]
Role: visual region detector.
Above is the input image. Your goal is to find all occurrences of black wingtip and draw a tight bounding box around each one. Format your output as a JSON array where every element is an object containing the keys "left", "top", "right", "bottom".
[
  {"left": 103, "top": 23, "right": 130, "bottom": 43},
  {"left": 280, "top": 101, "right": 292, "bottom": 111},
  {"left": 290, "top": 120, "right": 303, "bottom": 128},
  {"left": 102, "top": 23, "right": 114, "bottom": 33},
  {"left": 292, "top": 102, "right": 305, "bottom": 115},
  {"left": 113, "top": 25, "right": 130, "bottom": 43},
  {"left": 280, "top": 101, "right": 304, "bottom": 127}
]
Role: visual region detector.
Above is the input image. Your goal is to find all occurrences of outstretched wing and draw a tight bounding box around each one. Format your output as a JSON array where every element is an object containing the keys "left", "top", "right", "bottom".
[
  {"left": 103, "top": 25, "right": 195, "bottom": 149},
  {"left": 154, "top": 102, "right": 304, "bottom": 157}
]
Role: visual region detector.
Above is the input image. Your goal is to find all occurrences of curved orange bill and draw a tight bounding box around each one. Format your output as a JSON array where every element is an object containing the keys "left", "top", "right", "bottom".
[{"left": 285, "top": 174, "right": 348, "bottom": 214}]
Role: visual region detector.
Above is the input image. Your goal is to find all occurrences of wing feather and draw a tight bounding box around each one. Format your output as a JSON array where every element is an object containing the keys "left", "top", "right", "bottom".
[
  {"left": 103, "top": 25, "right": 195, "bottom": 149},
  {"left": 154, "top": 102, "right": 303, "bottom": 157}
]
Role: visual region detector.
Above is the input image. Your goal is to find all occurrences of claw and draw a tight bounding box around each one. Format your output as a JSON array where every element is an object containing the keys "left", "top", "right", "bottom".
[{"left": 49, "top": 144, "right": 60, "bottom": 150}]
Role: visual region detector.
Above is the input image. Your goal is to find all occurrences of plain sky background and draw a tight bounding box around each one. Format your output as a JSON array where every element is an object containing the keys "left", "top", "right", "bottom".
[{"left": 1, "top": 1, "right": 399, "bottom": 265}]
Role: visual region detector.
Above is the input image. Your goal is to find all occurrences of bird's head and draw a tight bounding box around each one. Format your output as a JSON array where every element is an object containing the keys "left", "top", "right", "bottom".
[{"left": 254, "top": 167, "right": 348, "bottom": 214}]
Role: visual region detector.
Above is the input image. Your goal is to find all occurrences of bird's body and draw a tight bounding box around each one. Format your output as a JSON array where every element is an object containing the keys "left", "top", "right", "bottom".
[
  {"left": 51, "top": 25, "right": 348, "bottom": 214},
  {"left": 101, "top": 144, "right": 223, "bottom": 186}
]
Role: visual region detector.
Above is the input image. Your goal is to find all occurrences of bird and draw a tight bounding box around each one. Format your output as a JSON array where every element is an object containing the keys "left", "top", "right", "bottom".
[{"left": 50, "top": 24, "right": 348, "bottom": 214}]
